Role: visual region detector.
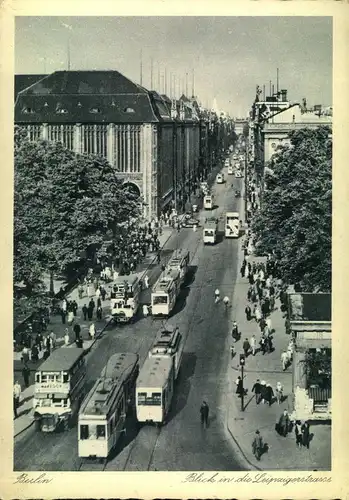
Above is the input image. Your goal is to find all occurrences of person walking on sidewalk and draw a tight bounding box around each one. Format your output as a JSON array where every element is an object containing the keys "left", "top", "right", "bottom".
[
  {"left": 82, "top": 304, "right": 88, "bottom": 321},
  {"left": 214, "top": 288, "right": 220, "bottom": 304},
  {"left": 252, "top": 430, "right": 263, "bottom": 461},
  {"left": 144, "top": 275, "right": 149, "bottom": 290},
  {"left": 231, "top": 321, "right": 239, "bottom": 342},
  {"left": 223, "top": 295, "right": 230, "bottom": 311},
  {"left": 13, "top": 381, "right": 21, "bottom": 418},
  {"left": 265, "top": 316, "right": 272, "bottom": 336},
  {"left": 277, "top": 409, "right": 290, "bottom": 437},
  {"left": 281, "top": 350, "right": 289, "bottom": 371},
  {"left": 265, "top": 383, "right": 274, "bottom": 406},
  {"left": 200, "top": 401, "right": 209, "bottom": 428},
  {"left": 243, "top": 338, "right": 251, "bottom": 357},
  {"left": 89, "top": 323, "right": 96, "bottom": 340},
  {"left": 22, "top": 364, "right": 30, "bottom": 388},
  {"left": 235, "top": 376, "right": 244, "bottom": 398},
  {"left": 96, "top": 305, "right": 103, "bottom": 320},
  {"left": 64, "top": 329, "right": 70, "bottom": 346},
  {"left": 295, "top": 420, "right": 303, "bottom": 448},
  {"left": 250, "top": 335, "right": 256, "bottom": 356},
  {"left": 78, "top": 284, "right": 84, "bottom": 300},
  {"left": 301, "top": 421, "right": 311, "bottom": 449},
  {"left": 100, "top": 286, "right": 107, "bottom": 301},
  {"left": 245, "top": 304, "right": 252, "bottom": 321},
  {"left": 275, "top": 381, "right": 283, "bottom": 404},
  {"left": 143, "top": 304, "right": 149, "bottom": 317},
  {"left": 259, "top": 335, "right": 267, "bottom": 355},
  {"left": 251, "top": 379, "right": 262, "bottom": 404},
  {"left": 260, "top": 380, "right": 267, "bottom": 404}
]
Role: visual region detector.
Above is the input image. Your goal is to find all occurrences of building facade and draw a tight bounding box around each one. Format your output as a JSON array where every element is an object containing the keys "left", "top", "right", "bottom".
[{"left": 15, "top": 70, "right": 222, "bottom": 220}]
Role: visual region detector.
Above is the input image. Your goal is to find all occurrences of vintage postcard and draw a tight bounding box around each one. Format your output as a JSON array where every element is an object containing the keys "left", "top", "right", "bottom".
[{"left": 1, "top": 0, "right": 348, "bottom": 498}]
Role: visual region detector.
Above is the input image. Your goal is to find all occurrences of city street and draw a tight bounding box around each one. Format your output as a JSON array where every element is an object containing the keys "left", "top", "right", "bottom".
[{"left": 14, "top": 160, "right": 246, "bottom": 471}]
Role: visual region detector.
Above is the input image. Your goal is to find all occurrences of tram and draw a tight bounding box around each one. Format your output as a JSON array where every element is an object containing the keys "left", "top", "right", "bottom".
[
  {"left": 165, "top": 249, "right": 190, "bottom": 286},
  {"left": 136, "top": 356, "right": 175, "bottom": 426},
  {"left": 78, "top": 352, "right": 139, "bottom": 460},
  {"left": 151, "top": 269, "right": 181, "bottom": 317},
  {"left": 149, "top": 324, "right": 183, "bottom": 379},
  {"left": 109, "top": 273, "right": 142, "bottom": 323},
  {"left": 33, "top": 348, "right": 86, "bottom": 432}
]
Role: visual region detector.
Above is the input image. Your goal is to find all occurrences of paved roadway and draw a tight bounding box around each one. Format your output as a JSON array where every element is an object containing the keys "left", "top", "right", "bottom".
[{"left": 14, "top": 159, "right": 246, "bottom": 471}]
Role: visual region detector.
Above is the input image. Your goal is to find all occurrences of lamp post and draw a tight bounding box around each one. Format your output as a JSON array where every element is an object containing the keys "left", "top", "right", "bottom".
[{"left": 239, "top": 353, "right": 245, "bottom": 411}]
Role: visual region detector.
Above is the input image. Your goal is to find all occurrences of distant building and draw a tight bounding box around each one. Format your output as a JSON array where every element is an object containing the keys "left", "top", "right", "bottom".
[
  {"left": 14, "top": 70, "right": 212, "bottom": 219},
  {"left": 287, "top": 292, "right": 332, "bottom": 421}
]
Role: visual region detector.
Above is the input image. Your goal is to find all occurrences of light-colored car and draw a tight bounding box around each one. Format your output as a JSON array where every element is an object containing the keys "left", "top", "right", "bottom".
[
  {"left": 227, "top": 166, "right": 234, "bottom": 175},
  {"left": 235, "top": 170, "right": 242, "bottom": 178}
]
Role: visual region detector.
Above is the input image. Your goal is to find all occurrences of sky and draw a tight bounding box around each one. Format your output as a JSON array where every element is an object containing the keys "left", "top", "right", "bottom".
[{"left": 15, "top": 16, "right": 332, "bottom": 117}]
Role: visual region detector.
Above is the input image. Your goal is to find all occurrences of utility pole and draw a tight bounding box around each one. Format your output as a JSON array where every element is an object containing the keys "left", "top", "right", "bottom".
[{"left": 239, "top": 353, "right": 245, "bottom": 411}]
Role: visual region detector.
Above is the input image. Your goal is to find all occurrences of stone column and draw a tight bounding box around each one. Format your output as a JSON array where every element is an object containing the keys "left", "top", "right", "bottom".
[{"left": 107, "top": 124, "right": 115, "bottom": 167}]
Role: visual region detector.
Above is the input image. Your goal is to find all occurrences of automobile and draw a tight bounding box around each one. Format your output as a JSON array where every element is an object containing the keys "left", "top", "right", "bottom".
[
  {"left": 227, "top": 166, "right": 234, "bottom": 175},
  {"left": 224, "top": 159, "right": 230, "bottom": 167},
  {"left": 182, "top": 213, "right": 200, "bottom": 228},
  {"left": 216, "top": 173, "right": 224, "bottom": 184},
  {"left": 235, "top": 170, "right": 242, "bottom": 178}
]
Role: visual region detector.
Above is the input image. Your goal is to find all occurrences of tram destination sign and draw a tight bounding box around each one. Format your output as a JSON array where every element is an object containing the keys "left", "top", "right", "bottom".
[{"left": 35, "top": 382, "right": 69, "bottom": 393}]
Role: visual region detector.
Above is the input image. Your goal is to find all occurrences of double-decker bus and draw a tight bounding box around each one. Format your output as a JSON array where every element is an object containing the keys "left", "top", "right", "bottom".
[
  {"left": 149, "top": 324, "right": 183, "bottom": 379},
  {"left": 136, "top": 356, "right": 175, "bottom": 426},
  {"left": 110, "top": 273, "right": 142, "bottom": 323},
  {"left": 203, "top": 217, "right": 219, "bottom": 244},
  {"left": 225, "top": 211, "right": 240, "bottom": 238},
  {"left": 33, "top": 348, "right": 86, "bottom": 432},
  {"left": 78, "top": 352, "right": 139, "bottom": 461},
  {"left": 151, "top": 270, "right": 181, "bottom": 317},
  {"left": 165, "top": 249, "right": 190, "bottom": 286}
]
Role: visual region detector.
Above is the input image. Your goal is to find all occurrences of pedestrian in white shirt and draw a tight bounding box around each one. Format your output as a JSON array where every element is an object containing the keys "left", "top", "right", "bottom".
[
  {"left": 287, "top": 340, "right": 295, "bottom": 363},
  {"left": 214, "top": 288, "right": 220, "bottom": 303},
  {"left": 281, "top": 350, "right": 289, "bottom": 371},
  {"left": 64, "top": 329, "right": 70, "bottom": 346},
  {"left": 62, "top": 299, "right": 67, "bottom": 313},
  {"left": 144, "top": 275, "right": 149, "bottom": 289},
  {"left": 95, "top": 288, "right": 101, "bottom": 300},
  {"left": 143, "top": 304, "right": 149, "bottom": 317},
  {"left": 254, "top": 306, "right": 262, "bottom": 323},
  {"left": 89, "top": 323, "right": 96, "bottom": 340},
  {"left": 265, "top": 317, "right": 272, "bottom": 336},
  {"left": 266, "top": 276, "right": 271, "bottom": 289},
  {"left": 250, "top": 335, "right": 256, "bottom": 356},
  {"left": 13, "top": 381, "right": 22, "bottom": 418}
]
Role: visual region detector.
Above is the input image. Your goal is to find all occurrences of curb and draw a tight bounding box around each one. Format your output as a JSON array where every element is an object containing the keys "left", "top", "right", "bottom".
[{"left": 226, "top": 420, "right": 262, "bottom": 471}]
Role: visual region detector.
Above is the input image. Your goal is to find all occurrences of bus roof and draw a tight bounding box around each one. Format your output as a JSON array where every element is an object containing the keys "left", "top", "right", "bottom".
[
  {"left": 111, "top": 272, "right": 142, "bottom": 287},
  {"left": 136, "top": 356, "right": 173, "bottom": 389},
  {"left": 167, "top": 249, "right": 189, "bottom": 267},
  {"left": 37, "top": 348, "right": 84, "bottom": 372},
  {"left": 226, "top": 211, "right": 239, "bottom": 217},
  {"left": 153, "top": 269, "right": 180, "bottom": 292},
  {"left": 152, "top": 325, "right": 180, "bottom": 348},
  {"left": 79, "top": 352, "right": 139, "bottom": 417}
]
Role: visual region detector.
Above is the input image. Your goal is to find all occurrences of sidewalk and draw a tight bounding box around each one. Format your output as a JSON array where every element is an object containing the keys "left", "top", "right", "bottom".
[
  {"left": 13, "top": 222, "right": 176, "bottom": 438},
  {"left": 225, "top": 222, "right": 331, "bottom": 468}
]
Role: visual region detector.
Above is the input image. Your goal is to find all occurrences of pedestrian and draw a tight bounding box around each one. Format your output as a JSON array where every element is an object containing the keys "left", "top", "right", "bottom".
[
  {"left": 259, "top": 335, "right": 267, "bottom": 355},
  {"left": 95, "top": 287, "right": 101, "bottom": 301},
  {"left": 13, "top": 381, "right": 21, "bottom": 418},
  {"left": 281, "top": 350, "right": 289, "bottom": 371},
  {"left": 193, "top": 223, "right": 197, "bottom": 232},
  {"left": 73, "top": 323, "right": 81, "bottom": 340},
  {"left": 260, "top": 380, "right": 267, "bottom": 404},
  {"left": 270, "top": 294, "right": 275, "bottom": 312},
  {"left": 72, "top": 300, "right": 78, "bottom": 316},
  {"left": 67, "top": 310, "right": 74, "bottom": 326},
  {"left": 64, "top": 329, "right": 70, "bottom": 346},
  {"left": 78, "top": 284, "right": 84, "bottom": 300},
  {"left": 143, "top": 304, "right": 149, "bottom": 317},
  {"left": 255, "top": 305, "right": 262, "bottom": 323},
  {"left": 87, "top": 305, "right": 93, "bottom": 321},
  {"left": 144, "top": 275, "right": 149, "bottom": 289},
  {"left": 35, "top": 332, "right": 43, "bottom": 351},
  {"left": 245, "top": 304, "right": 252, "bottom": 321},
  {"left": 21, "top": 346, "right": 30, "bottom": 364},
  {"left": 301, "top": 421, "right": 311, "bottom": 449},
  {"left": 82, "top": 304, "right": 88, "bottom": 321},
  {"left": 235, "top": 376, "right": 244, "bottom": 398},
  {"left": 275, "top": 381, "right": 283, "bottom": 404},
  {"left": 223, "top": 295, "right": 230, "bottom": 310},
  {"left": 62, "top": 298, "right": 67, "bottom": 313},
  {"left": 31, "top": 343, "right": 39, "bottom": 363},
  {"left": 252, "top": 430, "right": 263, "bottom": 461},
  {"left": 259, "top": 316, "right": 266, "bottom": 334},
  {"left": 157, "top": 252, "right": 161, "bottom": 264},
  {"left": 251, "top": 378, "right": 262, "bottom": 404},
  {"left": 295, "top": 420, "right": 303, "bottom": 448},
  {"left": 266, "top": 383, "right": 274, "bottom": 406},
  {"left": 89, "top": 323, "right": 96, "bottom": 340},
  {"left": 97, "top": 297, "right": 102, "bottom": 309},
  {"left": 250, "top": 334, "right": 256, "bottom": 356},
  {"left": 22, "top": 364, "right": 30, "bottom": 388},
  {"left": 100, "top": 286, "right": 107, "bottom": 301},
  {"left": 61, "top": 309, "right": 66, "bottom": 325},
  {"left": 277, "top": 409, "right": 290, "bottom": 437},
  {"left": 231, "top": 321, "right": 239, "bottom": 342},
  {"left": 265, "top": 316, "right": 272, "bottom": 336},
  {"left": 200, "top": 401, "right": 209, "bottom": 428},
  {"left": 87, "top": 284, "right": 92, "bottom": 298},
  {"left": 266, "top": 335, "right": 273, "bottom": 353},
  {"left": 243, "top": 338, "right": 251, "bottom": 357},
  {"left": 214, "top": 288, "right": 220, "bottom": 303},
  {"left": 96, "top": 305, "right": 102, "bottom": 320},
  {"left": 76, "top": 335, "right": 83, "bottom": 349},
  {"left": 43, "top": 349, "right": 50, "bottom": 360},
  {"left": 89, "top": 298, "right": 95, "bottom": 311},
  {"left": 287, "top": 339, "right": 295, "bottom": 363}
]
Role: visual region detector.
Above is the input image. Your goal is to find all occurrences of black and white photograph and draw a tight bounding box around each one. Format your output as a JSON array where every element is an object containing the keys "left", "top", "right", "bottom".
[{"left": 9, "top": 12, "right": 336, "bottom": 479}]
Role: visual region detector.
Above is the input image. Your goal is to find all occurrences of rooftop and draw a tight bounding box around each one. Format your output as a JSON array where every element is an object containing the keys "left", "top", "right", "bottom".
[
  {"left": 289, "top": 293, "right": 331, "bottom": 322},
  {"left": 37, "top": 347, "right": 84, "bottom": 372},
  {"left": 136, "top": 356, "right": 173, "bottom": 388}
]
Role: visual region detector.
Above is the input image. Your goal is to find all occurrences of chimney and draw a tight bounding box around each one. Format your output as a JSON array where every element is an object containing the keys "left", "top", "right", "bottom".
[{"left": 280, "top": 89, "right": 287, "bottom": 102}]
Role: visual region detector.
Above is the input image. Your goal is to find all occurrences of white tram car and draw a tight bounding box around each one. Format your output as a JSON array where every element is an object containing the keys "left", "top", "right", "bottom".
[
  {"left": 78, "top": 352, "right": 139, "bottom": 459},
  {"left": 165, "top": 249, "right": 190, "bottom": 286},
  {"left": 149, "top": 324, "right": 183, "bottom": 379},
  {"left": 151, "top": 269, "right": 181, "bottom": 317},
  {"left": 136, "top": 356, "right": 175, "bottom": 426}
]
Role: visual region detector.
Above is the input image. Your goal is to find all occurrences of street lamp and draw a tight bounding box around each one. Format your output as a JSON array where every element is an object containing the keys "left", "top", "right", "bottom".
[{"left": 239, "top": 353, "right": 245, "bottom": 411}]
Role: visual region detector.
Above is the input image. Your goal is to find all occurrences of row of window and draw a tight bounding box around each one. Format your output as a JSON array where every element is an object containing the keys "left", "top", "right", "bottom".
[
  {"left": 22, "top": 106, "right": 136, "bottom": 115},
  {"left": 137, "top": 392, "right": 161, "bottom": 406}
]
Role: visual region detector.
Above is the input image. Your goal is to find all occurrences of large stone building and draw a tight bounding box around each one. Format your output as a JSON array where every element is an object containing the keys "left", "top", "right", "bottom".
[
  {"left": 15, "top": 70, "right": 227, "bottom": 220},
  {"left": 287, "top": 293, "right": 332, "bottom": 421}
]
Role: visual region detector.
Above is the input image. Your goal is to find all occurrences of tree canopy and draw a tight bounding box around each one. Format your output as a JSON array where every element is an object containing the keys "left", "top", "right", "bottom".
[
  {"left": 252, "top": 126, "right": 332, "bottom": 292},
  {"left": 14, "top": 138, "right": 142, "bottom": 300}
]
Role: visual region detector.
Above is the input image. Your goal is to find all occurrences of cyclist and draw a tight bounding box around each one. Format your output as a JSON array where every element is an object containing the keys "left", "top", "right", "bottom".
[{"left": 214, "top": 288, "right": 220, "bottom": 303}]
